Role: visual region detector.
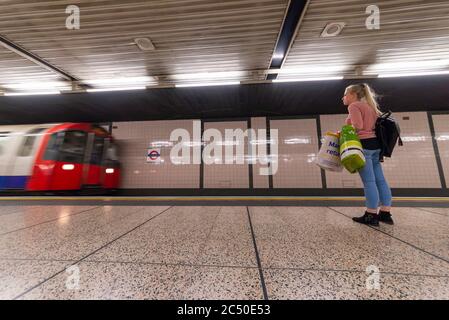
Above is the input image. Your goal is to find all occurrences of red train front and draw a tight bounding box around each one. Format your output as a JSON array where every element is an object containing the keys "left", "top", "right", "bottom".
[{"left": 26, "top": 123, "right": 120, "bottom": 192}]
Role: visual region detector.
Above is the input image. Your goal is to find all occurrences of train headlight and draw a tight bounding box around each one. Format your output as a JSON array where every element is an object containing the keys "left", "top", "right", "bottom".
[
  {"left": 62, "top": 164, "right": 75, "bottom": 170},
  {"left": 106, "top": 168, "right": 114, "bottom": 174}
]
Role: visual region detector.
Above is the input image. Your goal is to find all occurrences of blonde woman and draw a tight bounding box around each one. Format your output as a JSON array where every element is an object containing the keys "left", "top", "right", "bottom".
[{"left": 342, "top": 83, "right": 393, "bottom": 226}]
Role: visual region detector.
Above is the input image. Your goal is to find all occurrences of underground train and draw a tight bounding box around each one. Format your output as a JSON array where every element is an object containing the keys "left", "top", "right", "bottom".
[{"left": 0, "top": 123, "right": 120, "bottom": 192}]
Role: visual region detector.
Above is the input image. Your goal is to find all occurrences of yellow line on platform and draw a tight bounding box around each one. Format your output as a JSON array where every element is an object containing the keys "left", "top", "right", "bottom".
[{"left": 0, "top": 196, "right": 448, "bottom": 202}]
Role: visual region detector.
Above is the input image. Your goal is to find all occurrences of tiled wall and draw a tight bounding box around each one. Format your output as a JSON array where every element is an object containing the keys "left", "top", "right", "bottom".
[
  {"left": 112, "top": 120, "right": 200, "bottom": 188},
  {"left": 432, "top": 114, "right": 449, "bottom": 187},
  {"left": 381, "top": 112, "right": 441, "bottom": 188},
  {"left": 270, "top": 118, "right": 322, "bottom": 188},
  {"left": 250, "top": 117, "right": 269, "bottom": 188},
  {"left": 203, "top": 121, "right": 249, "bottom": 188},
  {"left": 112, "top": 112, "right": 448, "bottom": 190}
]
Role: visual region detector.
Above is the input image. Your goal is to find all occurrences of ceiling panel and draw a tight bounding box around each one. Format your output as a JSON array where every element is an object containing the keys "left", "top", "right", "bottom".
[
  {"left": 1, "top": 0, "right": 449, "bottom": 92},
  {"left": 0, "top": 0, "right": 288, "bottom": 90},
  {"left": 280, "top": 0, "right": 449, "bottom": 79}
]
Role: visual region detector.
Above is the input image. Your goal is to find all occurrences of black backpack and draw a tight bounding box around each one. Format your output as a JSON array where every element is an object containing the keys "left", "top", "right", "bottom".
[{"left": 375, "top": 111, "right": 403, "bottom": 161}]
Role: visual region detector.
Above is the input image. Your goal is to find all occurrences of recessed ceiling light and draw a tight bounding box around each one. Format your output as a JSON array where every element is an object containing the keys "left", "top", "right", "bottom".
[
  {"left": 320, "top": 22, "right": 346, "bottom": 38},
  {"left": 175, "top": 81, "right": 240, "bottom": 88},
  {"left": 86, "top": 87, "right": 146, "bottom": 92},
  {"left": 134, "top": 37, "right": 155, "bottom": 51},
  {"left": 273, "top": 76, "right": 344, "bottom": 83},
  {"left": 378, "top": 70, "right": 449, "bottom": 78},
  {"left": 4, "top": 91, "right": 61, "bottom": 96},
  {"left": 172, "top": 71, "right": 246, "bottom": 81}
]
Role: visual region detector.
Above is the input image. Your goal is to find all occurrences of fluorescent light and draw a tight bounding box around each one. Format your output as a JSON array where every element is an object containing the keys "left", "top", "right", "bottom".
[
  {"left": 437, "top": 135, "right": 449, "bottom": 141},
  {"left": 182, "top": 141, "right": 202, "bottom": 147},
  {"left": 279, "top": 65, "right": 346, "bottom": 74},
  {"left": 86, "top": 87, "right": 146, "bottom": 92},
  {"left": 3, "top": 81, "right": 68, "bottom": 91},
  {"left": 4, "top": 91, "right": 61, "bottom": 96},
  {"left": 85, "top": 76, "right": 155, "bottom": 86},
  {"left": 379, "top": 70, "right": 449, "bottom": 78},
  {"left": 150, "top": 141, "right": 174, "bottom": 147},
  {"left": 216, "top": 141, "right": 241, "bottom": 146},
  {"left": 272, "top": 53, "right": 284, "bottom": 60},
  {"left": 105, "top": 168, "right": 114, "bottom": 174},
  {"left": 62, "top": 164, "right": 75, "bottom": 170},
  {"left": 273, "top": 76, "right": 343, "bottom": 83},
  {"left": 172, "top": 71, "right": 245, "bottom": 81},
  {"left": 401, "top": 136, "right": 426, "bottom": 142},
  {"left": 175, "top": 81, "right": 240, "bottom": 88},
  {"left": 250, "top": 139, "right": 274, "bottom": 145},
  {"left": 372, "top": 60, "right": 449, "bottom": 72},
  {"left": 284, "top": 138, "right": 311, "bottom": 144}
]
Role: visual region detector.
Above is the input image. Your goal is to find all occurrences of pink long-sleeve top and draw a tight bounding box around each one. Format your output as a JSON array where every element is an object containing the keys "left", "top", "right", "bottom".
[{"left": 345, "top": 101, "right": 377, "bottom": 139}]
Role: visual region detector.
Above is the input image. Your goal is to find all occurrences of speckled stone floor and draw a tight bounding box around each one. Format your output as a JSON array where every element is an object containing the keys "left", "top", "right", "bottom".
[{"left": 0, "top": 205, "right": 448, "bottom": 300}]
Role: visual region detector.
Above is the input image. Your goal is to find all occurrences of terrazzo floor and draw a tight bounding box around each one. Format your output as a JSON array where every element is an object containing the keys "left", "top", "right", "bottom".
[{"left": 0, "top": 205, "right": 448, "bottom": 300}]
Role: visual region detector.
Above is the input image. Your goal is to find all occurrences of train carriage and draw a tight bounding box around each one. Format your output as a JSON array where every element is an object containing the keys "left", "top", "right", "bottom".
[{"left": 0, "top": 123, "right": 120, "bottom": 192}]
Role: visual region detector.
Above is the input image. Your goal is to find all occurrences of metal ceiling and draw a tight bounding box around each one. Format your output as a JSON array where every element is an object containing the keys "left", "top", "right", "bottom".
[
  {"left": 279, "top": 0, "right": 449, "bottom": 79},
  {"left": 0, "top": 0, "right": 449, "bottom": 93},
  {"left": 0, "top": 0, "right": 289, "bottom": 92},
  {"left": 0, "top": 45, "right": 64, "bottom": 90}
]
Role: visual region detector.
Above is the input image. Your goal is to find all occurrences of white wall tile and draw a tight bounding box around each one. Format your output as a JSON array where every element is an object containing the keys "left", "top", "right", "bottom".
[
  {"left": 112, "top": 120, "right": 200, "bottom": 188},
  {"left": 270, "top": 118, "right": 322, "bottom": 188},
  {"left": 203, "top": 121, "right": 249, "bottom": 188},
  {"left": 251, "top": 117, "right": 269, "bottom": 188},
  {"left": 432, "top": 114, "right": 449, "bottom": 187}
]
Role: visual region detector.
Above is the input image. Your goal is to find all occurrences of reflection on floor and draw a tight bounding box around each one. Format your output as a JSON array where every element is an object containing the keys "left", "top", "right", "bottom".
[{"left": 0, "top": 205, "right": 448, "bottom": 300}]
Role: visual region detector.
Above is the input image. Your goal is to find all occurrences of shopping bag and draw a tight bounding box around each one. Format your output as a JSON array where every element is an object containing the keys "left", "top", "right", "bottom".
[
  {"left": 315, "top": 132, "right": 343, "bottom": 172},
  {"left": 339, "top": 125, "right": 366, "bottom": 173}
]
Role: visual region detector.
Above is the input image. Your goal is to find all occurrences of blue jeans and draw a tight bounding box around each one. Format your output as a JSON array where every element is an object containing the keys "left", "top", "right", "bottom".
[{"left": 358, "top": 149, "right": 392, "bottom": 210}]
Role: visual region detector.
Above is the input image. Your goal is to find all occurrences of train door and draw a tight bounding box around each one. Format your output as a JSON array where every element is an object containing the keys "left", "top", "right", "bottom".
[
  {"left": 9, "top": 128, "right": 46, "bottom": 189},
  {"left": 102, "top": 138, "right": 120, "bottom": 189},
  {"left": 50, "top": 130, "right": 88, "bottom": 190},
  {"left": 82, "top": 133, "right": 105, "bottom": 187}
]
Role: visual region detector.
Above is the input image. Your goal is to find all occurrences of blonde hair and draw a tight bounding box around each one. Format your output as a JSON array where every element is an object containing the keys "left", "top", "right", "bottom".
[{"left": 346, "top": 83, "right": 382, "bottom": 116}]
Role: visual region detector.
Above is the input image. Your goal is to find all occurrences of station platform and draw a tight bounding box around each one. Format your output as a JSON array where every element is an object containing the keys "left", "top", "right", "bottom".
[{"left": 0, "top": 198, "right": 448, "bottom": 299}]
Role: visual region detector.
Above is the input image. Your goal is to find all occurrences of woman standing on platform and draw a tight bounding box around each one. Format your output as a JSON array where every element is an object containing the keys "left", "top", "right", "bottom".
[{"left": 341, "top": 83, "right": 394, "bottom": 226}]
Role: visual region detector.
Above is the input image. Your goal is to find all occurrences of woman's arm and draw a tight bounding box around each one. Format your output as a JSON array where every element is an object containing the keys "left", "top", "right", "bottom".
[{"left": 348, "top": 104, "right": 363, "bottom": 130}]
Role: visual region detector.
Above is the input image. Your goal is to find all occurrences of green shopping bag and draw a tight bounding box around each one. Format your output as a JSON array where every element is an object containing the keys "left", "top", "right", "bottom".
[{"left": 339, "top": 125, "right": 366, "bottom": 173}]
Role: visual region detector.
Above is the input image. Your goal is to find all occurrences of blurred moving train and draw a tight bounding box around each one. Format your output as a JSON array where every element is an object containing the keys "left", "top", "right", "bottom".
[{"left": 0, "top": 123, "right": 120, "bottom": 192}]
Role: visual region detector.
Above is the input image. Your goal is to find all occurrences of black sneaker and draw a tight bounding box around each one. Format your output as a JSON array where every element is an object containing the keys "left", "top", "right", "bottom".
[
  {"left": 352, "top": 211, "right": 379, "bottom": 226},
  {"left": 379, "top": 211, "right": 394, "bottom": 225}
]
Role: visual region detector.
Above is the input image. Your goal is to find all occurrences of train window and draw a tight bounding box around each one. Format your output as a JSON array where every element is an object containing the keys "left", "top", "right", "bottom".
[
  {"left": 0, "top": 132, "right": 11, "bottom": 156},
  {"left": 18, "top": 128, "right": 46, "bottom": 157},
  {"left": 103, "top": 142, "right": 119, "bottom": 167},
  {"left": 106, "top": 143, "right": 118, "bottom": 161},
  {"left": 90, "top": 136, "right": 105, "bottom": 165},
  {"left": 43, "top": 133, "right": 60, "bottom": 160},
  {"left": 59, "top": 131, "right": 87, "bottom": 163}
]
